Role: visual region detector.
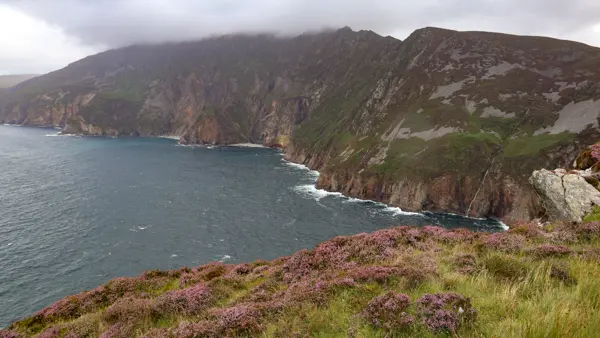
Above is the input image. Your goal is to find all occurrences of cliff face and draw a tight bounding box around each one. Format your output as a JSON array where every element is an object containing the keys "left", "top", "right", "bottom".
[{"left": 2, "top": 27, "right": 600, "bottom": 221}]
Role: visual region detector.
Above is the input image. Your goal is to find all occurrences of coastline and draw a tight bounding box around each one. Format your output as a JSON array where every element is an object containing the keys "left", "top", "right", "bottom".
[{"left": 279, "top": 156, "right": 510, "bottom": 230}]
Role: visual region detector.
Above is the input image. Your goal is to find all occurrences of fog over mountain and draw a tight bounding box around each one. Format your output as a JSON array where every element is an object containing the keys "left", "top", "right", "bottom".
[{"left": 1, "top": 0, "right": 599, "bottom": 74}]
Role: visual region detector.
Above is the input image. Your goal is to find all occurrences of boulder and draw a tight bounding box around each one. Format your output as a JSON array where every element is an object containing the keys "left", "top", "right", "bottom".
[{"left": 529, "top": 169, "right": 600, "bottom": 223}]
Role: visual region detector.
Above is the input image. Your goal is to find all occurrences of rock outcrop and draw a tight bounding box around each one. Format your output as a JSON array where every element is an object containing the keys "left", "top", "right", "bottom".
[
  {"left": 2, "top": 27, "right": 600, "bottom": 221},
  {"left": 530, "top": 168, "right": 600, "bottom": 223}
]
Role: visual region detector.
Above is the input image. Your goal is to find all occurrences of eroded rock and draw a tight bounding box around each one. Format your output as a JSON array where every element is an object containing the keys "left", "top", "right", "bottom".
[{"left": 529, "top": 169, "right": 600, "bottom": 222}]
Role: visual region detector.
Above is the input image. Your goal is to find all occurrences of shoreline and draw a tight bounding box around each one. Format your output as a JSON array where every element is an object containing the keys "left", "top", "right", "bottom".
[{"left": 279, "top": 157, "right": 509, "bottom": 230}]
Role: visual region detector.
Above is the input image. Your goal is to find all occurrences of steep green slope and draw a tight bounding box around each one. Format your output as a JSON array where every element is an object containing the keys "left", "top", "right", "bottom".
[{"left": 2, "top": 27, "right": 600, "bottom": 221}]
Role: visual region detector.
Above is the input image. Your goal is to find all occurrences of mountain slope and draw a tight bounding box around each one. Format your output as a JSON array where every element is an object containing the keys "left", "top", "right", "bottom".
[{"left": 1, "top": 27, "right": 600, "bottom": 221}]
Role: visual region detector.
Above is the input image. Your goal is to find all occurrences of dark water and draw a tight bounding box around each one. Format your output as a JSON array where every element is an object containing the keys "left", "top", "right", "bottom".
[{"left": 0, "top": 125, "right": 505, "bottom": 327}]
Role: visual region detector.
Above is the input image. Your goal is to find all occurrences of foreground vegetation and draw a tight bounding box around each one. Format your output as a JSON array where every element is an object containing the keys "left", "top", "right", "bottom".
[{"left": 2, "top": 220, "right": 600, "bottom": 337}]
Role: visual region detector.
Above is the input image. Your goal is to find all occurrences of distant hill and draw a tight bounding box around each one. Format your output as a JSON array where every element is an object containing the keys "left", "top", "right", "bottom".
[{"left": 0, "top": 74, "right": 38, "bottom": 89}]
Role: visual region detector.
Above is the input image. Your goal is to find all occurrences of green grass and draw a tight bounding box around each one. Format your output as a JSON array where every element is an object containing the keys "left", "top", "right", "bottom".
[
  {"left": 583, "top": 206, "right": 600, "bottom": 223},
  {"left": 503, "top": 133, "right": 575, "bottom": 158}
]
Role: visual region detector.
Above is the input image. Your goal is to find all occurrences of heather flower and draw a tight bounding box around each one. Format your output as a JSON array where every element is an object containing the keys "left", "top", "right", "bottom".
[
  {"left": 216, "top": 304, "right": 263, "bottom": 335},
  {"left": 38, "top": 326, "right": 60, "bottom": 338},
  {"left": 361, "top": 292, "right": 414, "bottom": 330},
  {"left": 232, "top": 263, "right": 252, "bottom": 275},
  {"left": 350, "top": 266, "right": 399, "bottom": 283},
  {"left": 172, "top": 320, "right": 219, "bottom": 338},
  {"left": 481, "top": 233, "right": 526, "bottom": 252},
  {"left": 141, "top": 270, "right": 170, "bottom": 279},
  {"left": 103, "top": 297, "right": 154, "bottom": 324},
  {"left": 154, "top": 284, "right": 212, "bottom": 315},
  {"left": 0, "top": 330, "right": 22, "bottom": 338},
  {"left": 533, "top": 244, "right": 572, "bottom": 258},
  {"left": 37, "top": 295, "right": 83, "bottom": 321},
  {"left": 453, "top": 253, "right": 479, "bottom": 274},
  {"left": 283, "top": 249, "right": 315, "bottom": 282},
  {"left": 99, "top": 323, "right": 134, "bottom": 338},
  {"left": 422, "top": 225, "right": 447, "bottom": 238},
  {"left": 313, "top": 238, "right": 350, "bottom": 267},
  {"left": 590, "top": 144, "right": 600, "bottom": 162},
  {"left": 143, "top": 328, "right": 173, "bottom": 338},
  {"left": 252, "top": 265, "right": 270, "bottom": 274},
  {"left": 404, "top": 228, "right": 423, "bottom": 245},
  {"left": 510, "top": 221, "right": 545, "bottom": 239},
  {"left": 282, "top": 277, "right": 356, "bottom": 305},
  {"left": 416, "top": 293, "right": 477, "bottom": 332},
  {"left": 577, "top": 222, "right": 600, "bottom": 240},
  {"left": 395, "top": 252, "right": 438, "bottom": 280},
  {"left": 180, "top": 262, "right": 229, "bottom": 286}
]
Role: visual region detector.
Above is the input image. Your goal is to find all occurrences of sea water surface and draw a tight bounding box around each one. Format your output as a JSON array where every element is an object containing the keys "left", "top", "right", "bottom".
[{"left": 0, "top": 125, "right": 505, "bottom": 326}]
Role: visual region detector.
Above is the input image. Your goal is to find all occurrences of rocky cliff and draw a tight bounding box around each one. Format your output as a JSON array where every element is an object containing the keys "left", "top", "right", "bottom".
[{"left": 2, "top": 27, "right": 600, "bottom": 221}]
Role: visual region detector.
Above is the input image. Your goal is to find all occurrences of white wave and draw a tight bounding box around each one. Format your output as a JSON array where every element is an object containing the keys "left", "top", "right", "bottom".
[
  {"left": 229, "top": 143, "right": 267, "bottom": 148},
  {"left": 171, "top": 254, "right": 178, "bottom": 258},
  {"left": 382, "top": 206, "right": 423, "bottom": 216},
  {"left": 293, "top": 184, "right": 344, "bottom": 201},
  {"left": 219, "top": 255, "right": 232, "bottom": 262},
  {"left": 158, "top": 135, "right": 180, "bottom": 140},
  {"left": 498, "top": 221, "right": 510, "bottom": 231},
  {"left": 44, "top": 132, "right": 62, "bottom": 137},
  {"left": 282, "top": 159, "right": 320, "bottom": 178},
  {"left": 129, "top": 225, "right": 149, "bottom": 232}
]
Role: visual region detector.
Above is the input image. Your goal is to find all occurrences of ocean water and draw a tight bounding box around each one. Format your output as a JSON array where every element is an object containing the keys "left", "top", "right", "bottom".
[{"left": 0, "top": 125, "right": 505, "bottom": 327}]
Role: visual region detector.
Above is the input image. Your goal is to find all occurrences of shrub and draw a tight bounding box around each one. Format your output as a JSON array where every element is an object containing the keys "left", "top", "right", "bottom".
[
  {"left": 282, "top": 277, "right": 356, "bottom": 305},
  {"left": 172, "top": 320, "right": 219, "bottom": 338},
  {"left": 416, "top": 293, "right": 477, "bottom": 332},
  {"left": 154, "top": 284, "right": 212, "bottom": 316},
  {"left": 180, "top": 262, "right": 229, "bottom": 287},
  {"left": 533, "top": 244, "right": 572, "bottom": 258},
  {"left": 0, "top": 330, "right": 22, "bottom": 338},
  {"left": 484, "top": 254, "right": 528, "bottom": 281},
  {"left": 453, "top": 253, "right": 479, "bottom": 274},
  {"left": 216, "top": 304, "right": 263, "bottom": 335},
  {"left": 510, "top": 221, "right": 545, "bottom": 239},
  {"left": 361, "top": 292, "right": 414, "bottom": 330},
  {"left": 37, "top": 326, "right": 60, "bottom": 338},
  {"left": 99, "top": 323, "right": 134, "bottom": 338},
  {"left": 350, "top": 266, "right": 399, "bottom": 283},
  {"left": 103, "top": 297, "right": 154, "bottom": 324},
  {"left": 481, "top": 233, "right": 526, "bottom": 252},
  {"left": 550, "top": 263, "right": 577, "bottom": 286},
  {"left": 283, "top": 249, "right": 315, "bottom": 282},
  {"left": 577, "top": 221, "right": 600, "bottom": 239}
]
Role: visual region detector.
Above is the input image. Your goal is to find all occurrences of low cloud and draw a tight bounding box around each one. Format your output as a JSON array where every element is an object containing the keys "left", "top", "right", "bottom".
[
  {"left": 1, "top": 0, "right": 599, "bottom": 74},
  {"left": 8, "top": 0, "right": 600, "bottom": 47}
]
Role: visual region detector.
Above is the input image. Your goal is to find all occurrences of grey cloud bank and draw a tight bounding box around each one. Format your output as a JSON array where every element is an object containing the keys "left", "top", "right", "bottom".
[{"left": 9, "top": 0, "right": 600, "bottom": 47}]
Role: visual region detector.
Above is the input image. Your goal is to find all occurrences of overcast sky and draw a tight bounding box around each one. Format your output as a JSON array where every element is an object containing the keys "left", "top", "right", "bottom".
[{"left": 1, "top": 0, "right": 599, "bottom": 75}]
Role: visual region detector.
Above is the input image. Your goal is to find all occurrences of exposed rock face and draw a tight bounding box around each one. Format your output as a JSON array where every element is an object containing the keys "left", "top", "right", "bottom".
[
  {"left": 530, "top": 169, "right": 600, "bottom": 223},
  {"left": 2, "top": 27, "right": 600, "bottom": 221}
]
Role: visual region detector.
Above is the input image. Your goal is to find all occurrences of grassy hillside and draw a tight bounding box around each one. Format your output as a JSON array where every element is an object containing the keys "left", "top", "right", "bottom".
[{"left": 3, "top": 219, "right": 600, "bottom": 337}]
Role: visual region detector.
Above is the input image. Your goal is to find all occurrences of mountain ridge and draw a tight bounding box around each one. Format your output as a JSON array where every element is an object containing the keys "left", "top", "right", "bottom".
[{"left": 2, "top": 26, "right": 600, "bottom": 221}]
